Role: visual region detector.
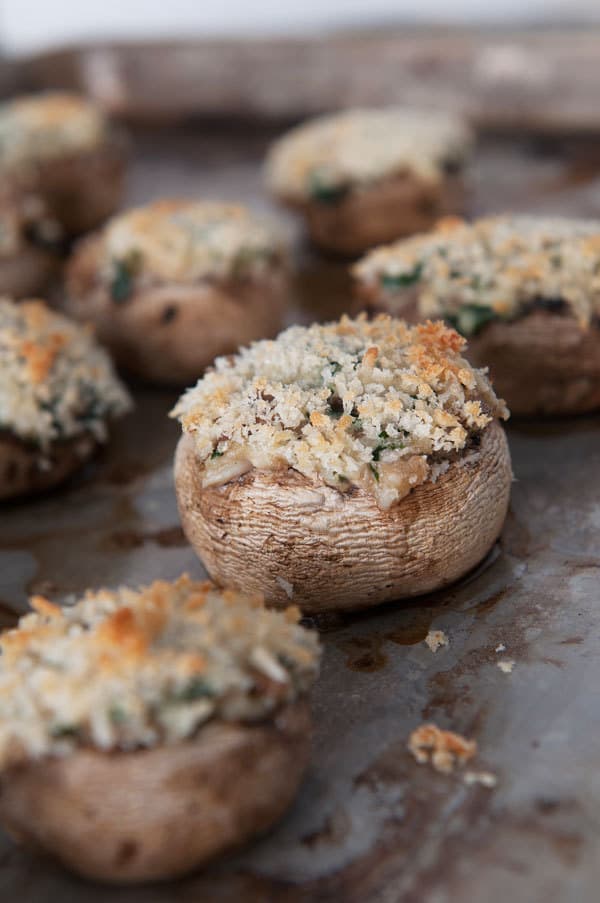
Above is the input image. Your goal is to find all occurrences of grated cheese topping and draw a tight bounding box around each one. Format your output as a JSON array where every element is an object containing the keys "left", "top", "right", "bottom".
[
  {"left": 354, "top": 214, "right": 600, "bottom": 334},
  {"left": 0, "top": 92, "right": 107, "bottom": 172},
  {"left": 0, "top": 575, "right": 321, "bottom": 766},
  {"left": 0, "top": 298, "right": 131, "bottom": 447},
  {"left": 102, "top": 199, "right": 285, "bottom": 286},
  {"left": 265, "top": 108, "right": 471, "bottom": 202},
  {"left": 172, "top": 315, "right": 507, "bottom": 510}
]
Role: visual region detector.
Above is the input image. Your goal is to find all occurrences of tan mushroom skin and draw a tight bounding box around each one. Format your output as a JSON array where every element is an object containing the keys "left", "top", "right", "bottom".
[
  {"left": 454, "top": 312, "right": 600, "bottom": 416},
  {"left": 0, "top": 432, "right": 96, "bottom": 501},
  {"left": 291, "top": 171, "right": 465, "bottom": 257},
  {"left": 0, "top": 700, "right": 310, "bottom": 884},
  {"left": 175, "top": 420, "right": 511, "bottom": 612}
]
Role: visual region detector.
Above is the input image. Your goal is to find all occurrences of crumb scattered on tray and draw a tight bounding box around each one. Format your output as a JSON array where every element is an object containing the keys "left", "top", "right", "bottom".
[
  {"left": 495, "top": 643, "right": 506, "bottom": 653},
  {"left": 424, "top": 629, "right": 448, "bottom": 653},
  {"left": 463, "top": 770, "right": 498, "bottom": 789},
  {"left": 497, "top": 659, "right": 515, "bottom": 673},
  {"left": 408, "top": 723, "right": 477, "bottom": 774}
]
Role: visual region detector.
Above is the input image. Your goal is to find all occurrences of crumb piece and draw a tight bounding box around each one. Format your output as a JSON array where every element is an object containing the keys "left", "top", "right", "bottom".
[
  {"left": 497, "top": 659, "right": 515, "bottom": 673},
  {"left": 424, "top": 629, "right": 449, "bottom": 653},
  {"left": 495, "top": 643, "right": 506, "bottom": 653},
  {"left": 408, "top": 723, "right": 477, "bottom": 774},
  {"left": 463, "top": 770, "right": 498, "bottom": 788},
  {"left": 276, "top": 576, "right": 294, "bottom": 599}
]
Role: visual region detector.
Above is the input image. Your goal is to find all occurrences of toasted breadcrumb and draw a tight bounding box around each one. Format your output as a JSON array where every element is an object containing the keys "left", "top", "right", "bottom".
[
  {"left": 463, "top": 770, "right": 498, "bottom": 788},
  {"left": 497, "top": 659, "right": 515, "bottom": 673},
  {"left": 172, "top": 314, "right": 507, "bottom": 510},
  {"left": 0, "top": 297, "right": 130, "bottom": 447},
  {"left": 408, "top": 723, "right": 477, "bottom": 774},
  {"left": 424, "top": 629, "right": 449, "bottom": 653},
  {"left": 103, "top": 199, "right": 285, "bottom": 284},
  {"left": 266, "top": 108, "right": 471, "bottom": 200},
  {"left": 354, "top": 215, "right": 600, "bottom": 332},
  {"left": 0, "top": 92, "right": 107, "bottom": 172},
  {"left": 0, "top": 575, "right": 321, "bottom": 767}
]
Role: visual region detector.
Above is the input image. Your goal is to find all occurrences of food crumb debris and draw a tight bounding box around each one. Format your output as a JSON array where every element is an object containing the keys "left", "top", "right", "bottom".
[
  {"left": 408, "top": 723, "right": 477, "bottom": 774},
  {"left": 424, "top": 629, "right": 449, "bottom": 653},
  {"left": 276, "top": 576, "right": 294, "bottom": 599},
  {"left": 497, "top": 659, "right": 515, "bottom": 673},
  {"left": 495, "top": 643, "right": 506, "bottom": 653},
  {"left": 463, "top": 770, "right": 498, "bottom": 789}
]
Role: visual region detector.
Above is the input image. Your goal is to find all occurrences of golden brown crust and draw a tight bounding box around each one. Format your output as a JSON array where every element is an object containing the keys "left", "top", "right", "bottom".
[
  {"left": 31, "top": 130, "right": 127, "bottom": 235},
  {"left": 174, "top": 420, "right": 511, "bottom": 612},
  {"left": 0, "top": 700, "right": 311, "bottom": 883},
  {"left": 0, "top": 245, "right": 58, "bottom": 299},
  {"left": 283, "top": 172, "right": 465, "bottom": 256},
  {"left": 64, "top": 233, "right": 288, "bottom": 386},
  {"left": 359, "top": 294, "right": 600, "bottom": 416},
  {"left": 0, "top": 431, "right": 97, "bottom": 501}
]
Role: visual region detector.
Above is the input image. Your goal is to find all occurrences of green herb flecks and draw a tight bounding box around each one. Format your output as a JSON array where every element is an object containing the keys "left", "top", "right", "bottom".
[
  {"left": 381, "top": 262, "right": 423, "bottom": 291},
  {"left": 174, "top": 677, "right": 214, "bottom": 703},
  {"left": 109, "top": 705, "right": 128, "bottom": 724},
  {"left": 369, "top": 463, "right": 380, "bottom": 482},
  {"left": 110, "top": 251, "right": 142, "bottom": 304},
  {"left": 447, "top": 304, "right": 497, "bottom": 337},
  {"left": 211, "top": 448, "right": 224, "bottom": 459},
  {"left": 50, "top": 723, "right": 78, "bottom": 739},
  {"left": 308, "top": 170, "right": 349, "bottom": 205}
]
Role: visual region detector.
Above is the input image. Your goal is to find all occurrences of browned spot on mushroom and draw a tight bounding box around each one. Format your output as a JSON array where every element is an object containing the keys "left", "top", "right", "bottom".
[
  {"left": 161, "top": 305, "right": 178, "bottom": 325},
  {"left": 115, "top": 840, "right": 138, "bottom": 866}
]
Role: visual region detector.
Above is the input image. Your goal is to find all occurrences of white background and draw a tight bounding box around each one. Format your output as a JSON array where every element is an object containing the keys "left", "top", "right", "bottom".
[{"left": 2, "top": 0, "right": 600, "bottom": 57}]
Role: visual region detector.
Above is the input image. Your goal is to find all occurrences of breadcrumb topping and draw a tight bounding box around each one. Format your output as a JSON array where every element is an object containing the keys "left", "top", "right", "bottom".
[
  {"left": 266, "top": 108, "right": 471, "bottom": 202},
  {"left": 0, "top": 298, "right": 131, "bottom": 447},
  {"left": 0, "top": 575, "right": 320, "bottom": 766},
  {"left": 424, "top": 629, "right": 449, "bottom": 653},
  {"left": 102, "top": 199, "right": 285, "bottom": 286},
  {"left": 172, "top": 315, "right": 507, "bottom": 510},
  {"left": 408, "top": 722, "right": 477, "bottom": 773},
  {"left": 0, "top": 92, "right": 107, "bottom": 172},
  {"left": 354, "top": 214, "right": 600, "bottom": 334}
]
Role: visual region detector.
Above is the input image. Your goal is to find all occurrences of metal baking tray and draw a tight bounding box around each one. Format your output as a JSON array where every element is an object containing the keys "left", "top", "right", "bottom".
[{"left": 1, "top": 118, "right": 600, "bottom": 902}]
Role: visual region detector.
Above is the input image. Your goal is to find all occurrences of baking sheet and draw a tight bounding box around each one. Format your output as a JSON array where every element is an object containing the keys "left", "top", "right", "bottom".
[{"left": 1, "top": 123, "right": 600, "bottom": 902}]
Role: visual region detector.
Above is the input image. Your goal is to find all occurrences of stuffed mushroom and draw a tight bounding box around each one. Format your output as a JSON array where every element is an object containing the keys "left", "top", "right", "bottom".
[
  {"left": 0, "top": 91, "right": 127, "bottom": 235},
  {"left": 353, "top": 214, "right": 600, "bottom": 415},
  {"left": 0, "top": 297, "right": 130, "bottom": 500},
  {"left": 64, "top": 199, "right": 289, "bottom": 386},
  {"left": 172, "top": 315, "right": 511, "bottom": 612},
  {"left": 0, "top": 576, "right": 320, "bottom": 883},
  {"left": 265, "top": 108, "right": 471, "bottom": 256}
]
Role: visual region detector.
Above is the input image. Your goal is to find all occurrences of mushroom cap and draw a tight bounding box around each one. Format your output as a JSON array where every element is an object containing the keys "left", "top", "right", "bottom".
[
  {"left": 287, "top": 171, "right": 465, "bottom": 256},
  {"left": 174, "top": 419, "right": 511, "bottom": 612},
  {"left": 64, "top": 234, "right": 288, "bottom": 386},
  {"left": 460, "top": 311, "right": 600, "bottom": 416},
  {"left": 0, "top": 700, "right": 311, "bottom": 884},
  {"left": 0, "top": 431, "right": 96, "bottom": 501}
]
